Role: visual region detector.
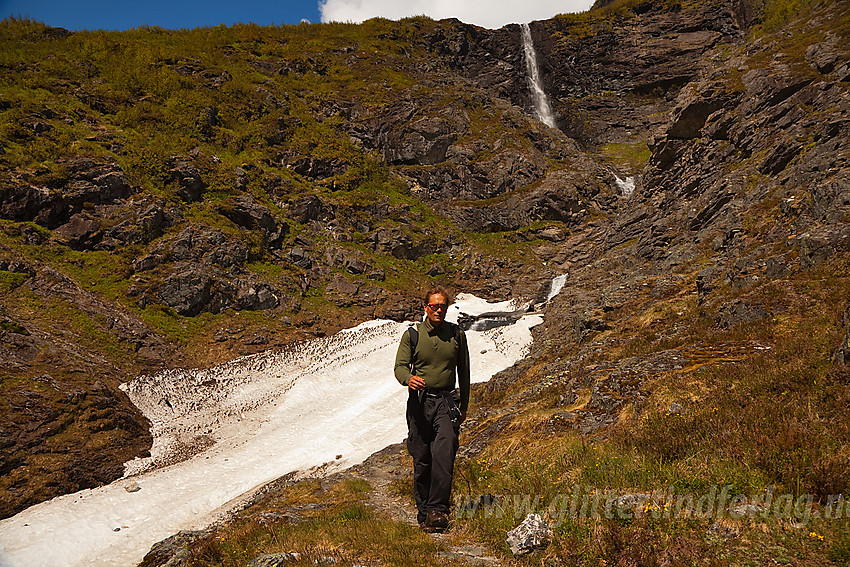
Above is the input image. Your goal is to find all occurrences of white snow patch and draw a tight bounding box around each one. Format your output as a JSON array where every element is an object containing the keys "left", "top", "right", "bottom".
[
  {"left": 447, "top": 293, "right": 527, "bottom": 322},
  {"left": 0, "top": 295, "right": 542, "bottom": 567}
]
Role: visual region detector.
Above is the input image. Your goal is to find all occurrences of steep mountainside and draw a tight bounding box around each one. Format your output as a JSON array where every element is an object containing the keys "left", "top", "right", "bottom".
[{"left": 2, "top": 1, "right": 849, "bottom": 563}]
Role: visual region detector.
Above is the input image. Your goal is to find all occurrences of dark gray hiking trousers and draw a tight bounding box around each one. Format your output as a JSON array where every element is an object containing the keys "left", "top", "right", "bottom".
[{"left": 406, "top": 391, "right": 459, "bottom": 523}]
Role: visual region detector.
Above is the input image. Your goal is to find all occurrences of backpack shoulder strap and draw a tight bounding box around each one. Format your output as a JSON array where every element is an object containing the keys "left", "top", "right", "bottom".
[{"left": 408, "top": 323, "right": 419, "bottom": 372}]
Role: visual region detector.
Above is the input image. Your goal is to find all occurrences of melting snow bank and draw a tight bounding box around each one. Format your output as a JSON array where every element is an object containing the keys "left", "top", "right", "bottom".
[{"left": 0, "top": 294, "right": 544, "bottom": 567}]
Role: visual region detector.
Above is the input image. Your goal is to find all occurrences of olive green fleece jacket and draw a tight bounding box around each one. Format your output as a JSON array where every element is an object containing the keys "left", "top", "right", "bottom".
[{"left": 394, "top": 319, "right": 471, "bottom": 412}]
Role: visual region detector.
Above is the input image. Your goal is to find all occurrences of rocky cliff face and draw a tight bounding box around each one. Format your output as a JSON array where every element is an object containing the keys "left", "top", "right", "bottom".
[
  {"left": 469, "top": 0, "right": 850, "bottom": 453},
  {"left": 431, "top": 0, "right": 748, "bottom": 147},
  {"left": 1, "top": 0, "right": 848, "bottom": 523}
]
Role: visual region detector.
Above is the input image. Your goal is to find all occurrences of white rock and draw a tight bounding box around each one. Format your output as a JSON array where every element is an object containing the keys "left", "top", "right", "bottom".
[{"left": 506, "top": 513, "right": 553, "bottom": 556}]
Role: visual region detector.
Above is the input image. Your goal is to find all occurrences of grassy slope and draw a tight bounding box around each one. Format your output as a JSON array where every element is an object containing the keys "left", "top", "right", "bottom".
[{"left": 0, "top": 14, "right": 551, "bottom": 358}]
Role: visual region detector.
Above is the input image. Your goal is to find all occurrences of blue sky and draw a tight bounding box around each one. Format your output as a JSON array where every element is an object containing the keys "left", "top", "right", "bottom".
[
  {"left": 0, "top": 0, "right": 593, "bottom": 31},
  {"left": 0, "top": 0, "right": 323, "bottom": 31}
]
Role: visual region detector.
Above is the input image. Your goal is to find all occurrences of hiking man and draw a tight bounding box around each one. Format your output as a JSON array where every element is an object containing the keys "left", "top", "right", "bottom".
[{"left": 394, "top": 286, "right": 470, "bottom": 532}]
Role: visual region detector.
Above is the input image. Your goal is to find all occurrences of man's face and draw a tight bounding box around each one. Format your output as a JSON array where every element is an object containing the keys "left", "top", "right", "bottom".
[{"left": 424, "top": 293, "right": 449, "bottom": 327}]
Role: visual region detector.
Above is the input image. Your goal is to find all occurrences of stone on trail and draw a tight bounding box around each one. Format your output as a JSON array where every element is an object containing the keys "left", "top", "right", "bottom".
[
  {"left": 506, "top": 513, "right": 553, "bottom": 556},
  {"left": 246, "top": 552, "right": 301, "bottom": 567}
]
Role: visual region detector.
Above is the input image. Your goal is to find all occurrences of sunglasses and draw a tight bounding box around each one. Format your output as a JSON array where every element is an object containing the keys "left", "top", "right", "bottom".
[{"left": 426, "top": 303, "right": 449, "bottom": 311}]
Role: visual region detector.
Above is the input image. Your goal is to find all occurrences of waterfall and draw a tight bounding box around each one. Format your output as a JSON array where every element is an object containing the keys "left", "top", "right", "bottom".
[
  {"left": 613, "top": 174, "right": 636, "bottom": 198},
  {"left": 521, "top": 23, "right": 557, "bottom": 128},
  {"left": 545, "top": 273, "right": 567, "bottom": 302}
]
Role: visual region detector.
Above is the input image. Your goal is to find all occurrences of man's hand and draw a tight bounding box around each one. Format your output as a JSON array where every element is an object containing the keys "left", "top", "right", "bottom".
[
  {"left": 408, "top": 375, "right": 425, "bottom": 391},
  {"left": 460, "top": 409, "right": 467, "bottom": 424}
]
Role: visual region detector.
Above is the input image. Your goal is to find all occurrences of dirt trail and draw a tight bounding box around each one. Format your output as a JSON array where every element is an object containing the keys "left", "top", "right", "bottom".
[{"left": 340, "top": 443, "right": 504, "bottom": 566}]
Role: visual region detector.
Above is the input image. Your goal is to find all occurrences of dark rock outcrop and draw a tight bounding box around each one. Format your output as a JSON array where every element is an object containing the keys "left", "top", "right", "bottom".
[
  {"left": 157, "top": 268, "right": 216, "bottom": 316},
  {"left": 219, "top": 195, "right": 287, "bottom": 248},
  {"left": 349, "top": 102, "right": 463, "bottom": 166},
  {"left": 170, "top": 160, "right": 205, "bottom": 203},
  {"left": 153, "top": 226, "right": 251, "bottom": 269},
  {"left": 290, "top": 156, "right": 349, "bottom": 180},
  {"left": 0, "top": 160, "right": 136, "bottom": 229},
  {"left": 155, "top": 264, "right": 281, "bottom": 316},
  {"left": 716, "top": 300, "right": 769, "bottom": 330},
  {"left": 138, "top": 530, "right": 211, "bottom": 567},
  {"left": 287, "top": 194, "right": 334, "bottom": 224}
]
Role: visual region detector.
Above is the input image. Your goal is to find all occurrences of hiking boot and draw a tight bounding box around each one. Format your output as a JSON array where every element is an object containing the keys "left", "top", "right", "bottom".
[{"left": 426, "top": 509, "right": 449, "bottom": 531}]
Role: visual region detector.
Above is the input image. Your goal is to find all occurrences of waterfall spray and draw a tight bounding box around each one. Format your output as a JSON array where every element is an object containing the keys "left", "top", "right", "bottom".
[{"left": 521, "top": 23, "right": 557, "bottom": 128}]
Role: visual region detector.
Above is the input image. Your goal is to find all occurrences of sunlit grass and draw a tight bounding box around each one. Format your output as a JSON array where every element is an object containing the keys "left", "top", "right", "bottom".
[{"left": 183, "top": 478, "right": 456, "bottom": 567}]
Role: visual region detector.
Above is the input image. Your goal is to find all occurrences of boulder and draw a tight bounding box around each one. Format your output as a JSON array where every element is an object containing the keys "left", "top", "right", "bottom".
[
  {"left": 369, "top": 228, "right": 429, "bottom": 260},
  {"left": 611, "top": 493, "right": 652, "bottom": 517},
  {"left": 506, "top": 513, "right": 553, "bottom": 556},
  {"left": 53, "top": 214, "right": 102, "bottom": 249},
  {"left": 716, "top": 300, "right": 768, "bottom": 330},
  {"left": 139, "top": 530, "right": 210, "bottom": 567},
  {"left": 287, "top": 194, "right": 333, "bottom": 224},
  {"left": 798, "top": 226, "right": 850, "bottom": 269},
  {"left": 806, "top": 34, "right": 841, "bottom": 74},
  {"left": 98, "top": 203, "right": 175, "bottom": 250},
  {"left": 0, "top": 258, "right": 34, "bottom": 276},
  {"left": 235, "top": 281, "right": 280, "bottom": 311},
  {"left": 157, "top": 269, "right": 214, "bottom": 316},
  {"left": 730, "top": 503, "right": 766, "bottom": 518},
  {"left": 31, "top": 121, "right": 54, "bottom": 134},
  {"left": 0, "top": 161, "right": 136, "bottom": 228},
  {"left": 324, "top": 273, "right": 360, "bottom": 307},
  {"left": 374, "top": 295, "right": 419, "bottom": 322},
  {"left": 234, "top": 167, "right": 249, "bottom": 190},
  {"left": 171, "top": 162, "right": 205, "bottom": 202},
  {"left": 344, "top": 255, "right": 368, "bottom": 275},
  {"left": 290, "top": 156, "right": 348, "bottom": 179},
  {"left": 219, "top": 195, "right": 287, "bottom": 247},
  {"left": 246, "top": 553, "right": 301, "bottom": 567},
  {"left": 157, "top": 226, "right": 250, "bottom": 268},
  {"left": 426, "top": 263, "right": 444, "bottom": 277},
  {"left": 286, "top": 247, "right": 313, "bottom": 269}
]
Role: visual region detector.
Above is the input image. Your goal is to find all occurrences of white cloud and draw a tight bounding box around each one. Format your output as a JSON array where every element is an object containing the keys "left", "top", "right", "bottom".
[{"left": 318, "top": 0, "right": 594, "bottom": 29}]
